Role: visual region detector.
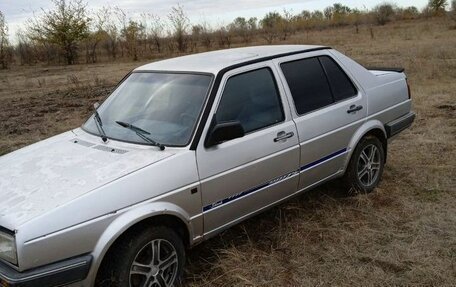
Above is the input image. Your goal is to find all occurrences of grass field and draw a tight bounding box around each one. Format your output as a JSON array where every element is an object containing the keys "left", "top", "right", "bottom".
[{"left": 1, "top": 18, "right": 455, "bottom": 286}]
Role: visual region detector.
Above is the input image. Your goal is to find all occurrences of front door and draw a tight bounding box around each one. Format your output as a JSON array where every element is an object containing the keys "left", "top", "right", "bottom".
[{"left": 196, "top": 62, "right": 300, "bottom": 237}]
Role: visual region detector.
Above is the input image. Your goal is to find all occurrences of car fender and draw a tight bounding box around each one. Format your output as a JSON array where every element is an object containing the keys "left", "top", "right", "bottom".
[
  {"left": 343, "top": 119, "right": 387, "bottom": 171},
  {"left": 85, "top": 201, "right": 193, "bottom": 286}
]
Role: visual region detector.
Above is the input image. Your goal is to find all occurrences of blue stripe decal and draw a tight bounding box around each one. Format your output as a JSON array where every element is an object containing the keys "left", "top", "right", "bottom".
[
  {"left": 203, "top": 171, "right": 299, "bottom": 213},
  {"left": 203, "top": 148, "right": 347, "bottom": 213},
  {"left": 300, "top": 148, "right": 347, "bottom": 171}
]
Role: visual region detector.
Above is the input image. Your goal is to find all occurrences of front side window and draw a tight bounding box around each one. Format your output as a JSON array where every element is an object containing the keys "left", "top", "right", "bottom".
[
  {"left": 216, "top": 68, "right": 284, "bottom": 133},
  {"left": 83, "top": 72, "right": 212, "bottom": 146},
  {"left": 281, "top": 57, "right": 333, "bottom": 115}
]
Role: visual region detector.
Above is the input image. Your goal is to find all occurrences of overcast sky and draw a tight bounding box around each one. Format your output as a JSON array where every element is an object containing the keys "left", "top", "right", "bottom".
[{"left": 1, "top": 0, "right": 429, "bottom": 40}]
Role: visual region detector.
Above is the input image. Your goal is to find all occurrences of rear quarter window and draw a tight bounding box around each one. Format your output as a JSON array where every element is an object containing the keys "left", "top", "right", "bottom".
[{"left": 319, "top": 56, "right": 357, "bottom": 102}]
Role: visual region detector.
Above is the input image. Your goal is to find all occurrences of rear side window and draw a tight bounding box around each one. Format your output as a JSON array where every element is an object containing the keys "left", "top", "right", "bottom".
[
  {"left": 216, "top": 68, "right": 284, "bottom": 133},
  {"left": 319, "top": 56, "right": 357, "bottom": 102},
  {"left": 281, "top": 56, "right": 358, "bottom": 116},
  {"left": 281, "top": 57, "right": 333, "bottom": 115}
]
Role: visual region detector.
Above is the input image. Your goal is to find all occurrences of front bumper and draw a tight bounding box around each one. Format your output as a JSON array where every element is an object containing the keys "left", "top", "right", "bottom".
[
  {"left": 0, "top": 255, "right": 92, "bottom": 287},
  {"left": 385, "top": 112, "right": 415, "bottom": 138}
]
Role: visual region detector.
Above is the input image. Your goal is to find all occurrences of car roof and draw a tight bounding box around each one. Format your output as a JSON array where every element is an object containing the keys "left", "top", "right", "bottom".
[{"left": 135, "top": 45, "right": 328, "bottom": 74}]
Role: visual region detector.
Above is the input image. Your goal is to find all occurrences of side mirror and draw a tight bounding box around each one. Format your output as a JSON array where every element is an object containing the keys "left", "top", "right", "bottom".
[
  {"left": 205, "top": 121, "right": 245, "bottom": 147},
  {"left": 93, "top": 102, "right": 100, "bottom": 110}
]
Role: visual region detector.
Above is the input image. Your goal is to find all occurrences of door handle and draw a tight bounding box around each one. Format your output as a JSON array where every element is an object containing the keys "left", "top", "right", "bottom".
[
  {"left": 347, "top": 105, "right": 363, "bottom": 113},
  {"left": 274, "top": 131, "right": 294, "bottom": 142}
]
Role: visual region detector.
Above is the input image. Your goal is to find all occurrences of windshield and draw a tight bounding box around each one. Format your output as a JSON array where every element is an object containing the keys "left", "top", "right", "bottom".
[{"left": 83, "top": 72, "right": 213, "bottom": 146}]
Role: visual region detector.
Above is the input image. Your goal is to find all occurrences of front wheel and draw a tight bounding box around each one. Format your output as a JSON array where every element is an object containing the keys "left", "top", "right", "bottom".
[
  {"left": 105, "top": 226, "right": 185, "bottom": 287},
  {"left": 343, "top": 135, "right": 385, "bottom": 194}
]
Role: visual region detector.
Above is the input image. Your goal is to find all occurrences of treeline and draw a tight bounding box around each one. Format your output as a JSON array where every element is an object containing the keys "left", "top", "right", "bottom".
[{"left": 0, "top": 0, "right": 456, "bottom": 68}]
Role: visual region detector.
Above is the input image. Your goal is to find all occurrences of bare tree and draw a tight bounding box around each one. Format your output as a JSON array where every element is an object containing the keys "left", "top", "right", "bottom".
[
  {"left": 427, "top": 0, "right": 448, "bottom": 15},
  {"left": 27, "top": 0, "right": 91, "bottom": 65},
  {"left": 111, "top": 7, "right": 144, "bottom": 61},
  {"left": 332, "top": 3, "right": 351, "bottom": 25},
  {"left": 16, "top": 28, "right": 36, "bottom": 65},
  {"left": 311, "top": 10, "right": 324, "bottom": 21},
  {"left": 190, "top": 22, "right": 213, "bottom": 51},
  {"left": 280, "top": 9, "right": 294, "bottom": 40},
  {"left": 142, "top": 13, "right": 164, "bottom": 54},
  {"left": 98, "top": 6, "right": 119, "bottom": 60},
  {"left": 190, "top": 24, "right": 202, "bottom": 52},
  {"left": 168, "top": 4, "right": 189, "bottom": 53},
  {"left": 299, "top": 10, "right": 312, "bottom": 21},
  {"left": 260, "top": 12, "right": 282, "bottom": 43},
  {"left": 247, "top": 17, "right": 258, "bottom": 31},
  {"left": 350, "top": 9, "right": 362, "bottom": 33},
  {"left": 230, "top": 17, "right": 255, "bottom": 44},
  {"left": 105, "top": 8, "right": 120, "bottom": 59},
  {"left": 31, "top": 37, "right": 59, "bottom": 64},
  {"left": 0, "top": 10, "right": 10, "bottom": 69},
  {"left": 85, "top": 9, "right": 108, "bottom": 63},
  {"left": 164, "top": 30, "right": 176, "bottom": 54},
  {"left": 115, "top": 7, "right": 130, "bottom": 58},
  {"left": 216, "top": 26, "right": 232, "bottom": 48},
  {"left": 200, "top": 21, "right": 213, "bottom": 50},
  {"left": 374, "top": 3, "right": 395, "bottom": 25},
  {"left": 398, "top": 6, "right": 419, "bottom": 20},
  {"left": 121, "top": 20, "right": 143, "bottom": 61},
  {"left": 324, "top": 6, "right": 334, "bottom": 20}
]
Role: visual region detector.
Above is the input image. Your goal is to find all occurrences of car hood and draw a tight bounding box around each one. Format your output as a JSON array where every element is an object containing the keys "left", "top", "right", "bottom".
[{"left": 0, "top": 129, "right": 176, "bottom": 230}]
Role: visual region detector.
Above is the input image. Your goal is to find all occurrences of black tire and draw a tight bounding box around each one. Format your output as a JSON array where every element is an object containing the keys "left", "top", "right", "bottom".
[
  {"left": 98, "top": 226, "right": 185, "bottom": 287},
  {"left": 343, "top": 135, "right": 385, "bottom": 194}
]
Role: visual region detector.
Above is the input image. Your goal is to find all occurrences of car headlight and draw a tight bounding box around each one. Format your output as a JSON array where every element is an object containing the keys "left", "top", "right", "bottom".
[{"left": 0, "top": 231, "right": 17, "bottom": 265}]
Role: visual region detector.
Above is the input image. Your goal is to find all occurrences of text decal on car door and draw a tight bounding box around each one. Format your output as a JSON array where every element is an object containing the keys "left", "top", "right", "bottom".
[
  {"left": 203, "top": 170, "right": 299, "bottom": 212},
  {"left": 203, "top": 148, "right": 348, "bottom": 213}
]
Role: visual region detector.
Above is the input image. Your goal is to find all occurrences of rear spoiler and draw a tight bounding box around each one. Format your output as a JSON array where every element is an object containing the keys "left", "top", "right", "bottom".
[{"left": 367, "top": 67, "right": 405, "bottom": 73}]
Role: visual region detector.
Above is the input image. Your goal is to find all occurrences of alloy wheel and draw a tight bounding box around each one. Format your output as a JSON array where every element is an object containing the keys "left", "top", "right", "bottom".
[
  {"left": 357, "top": 144, "right": 381, "bottom": 187},
  {"left": 129, "top": 239, "right": 179, "bottom": 287}
]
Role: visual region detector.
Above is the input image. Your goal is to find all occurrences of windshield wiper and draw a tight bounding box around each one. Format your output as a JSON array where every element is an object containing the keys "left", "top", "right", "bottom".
[
  {"left": 93, "top": 103, "right": 108, "bottom": 143},
  {"left": 115, "top": 121, "right": 165, "bottom": 150}
]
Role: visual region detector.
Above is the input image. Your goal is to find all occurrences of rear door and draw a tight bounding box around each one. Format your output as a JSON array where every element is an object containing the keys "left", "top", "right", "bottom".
[
  {"left": 196, "top": 61, "right": 300, "bottom": 237},
  {"left": 274, "top": 50, "right": 367, "bottom": 190}
]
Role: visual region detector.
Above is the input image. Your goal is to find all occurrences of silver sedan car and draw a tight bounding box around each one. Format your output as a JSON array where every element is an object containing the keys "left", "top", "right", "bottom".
[{"left": 0, "top": 45, "right": 414, "bottom": 287}]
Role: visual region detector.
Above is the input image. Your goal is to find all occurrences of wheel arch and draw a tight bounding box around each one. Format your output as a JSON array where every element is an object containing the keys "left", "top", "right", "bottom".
[
  {"left": 344, "top": 120, "right": 387, "bottom": 172},
  {"left": 86, "top": 202, "right": 193, "bottom": 286}
]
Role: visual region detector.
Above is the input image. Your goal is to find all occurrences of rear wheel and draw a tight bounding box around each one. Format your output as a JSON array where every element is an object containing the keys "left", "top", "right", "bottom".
[
  {"left": 100, "top": 226, "right": 185, "bottom": 287},
  {"left": 343, "top": 135, "right": 385, "bottom": 194}
]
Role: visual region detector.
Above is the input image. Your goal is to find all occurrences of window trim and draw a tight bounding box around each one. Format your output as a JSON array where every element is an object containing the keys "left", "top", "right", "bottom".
[
  {"left": 190, "top": 46, "right": 331, "bottom": 150},
  {"left": 280, "top": 55, "right": 359, "bottom": 117},
  {"left": 213, "top": 66, "right": 286, "bottom": 136}
]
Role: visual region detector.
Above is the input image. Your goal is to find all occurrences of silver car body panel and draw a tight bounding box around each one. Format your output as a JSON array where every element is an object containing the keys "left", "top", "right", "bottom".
[
  {"left": 0, "top": 46, "right": 413, "bottom": 286},
  {"left": 0, "top": 130, "right": 176, "bottom": 230},
  {"left": 196, "top": 61, "right": 300, "bottom": 236},
  {"left": 2, "top": 128, "right": 203, "bottom": 271},
  {"left": 135, "top": 45, "right": 325, "bottom": 74},
  {"left": 273, "top": 49, "right": 368, "bottom": 190}
]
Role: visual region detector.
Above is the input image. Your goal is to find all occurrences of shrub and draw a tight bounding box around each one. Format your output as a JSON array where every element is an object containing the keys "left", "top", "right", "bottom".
[{"left": 374, "top": 3, "right": 395, "bottom": 25}]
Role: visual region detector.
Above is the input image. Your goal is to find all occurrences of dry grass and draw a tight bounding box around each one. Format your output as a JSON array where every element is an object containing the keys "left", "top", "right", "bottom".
[
  {"left": 0, "top": 18, "right": 455, "bottom": 286},
  {"left": 0, "top": 61, "right": 147, "bottom": 155}
]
